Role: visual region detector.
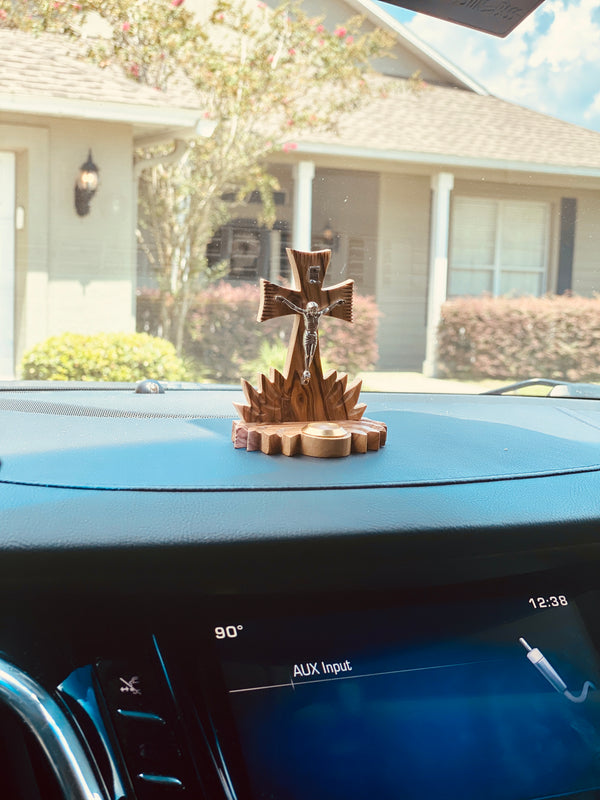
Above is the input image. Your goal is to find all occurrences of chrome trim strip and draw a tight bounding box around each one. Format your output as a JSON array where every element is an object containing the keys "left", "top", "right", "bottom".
[
  {"left": 116, "top": 708, "right": 165, "bottom": 724},
  {"left": 0, "top": 658, "right": 106, "bottom": 800},
  {"left": 138, "top": 773, "right": 183, "bottom": 787}
]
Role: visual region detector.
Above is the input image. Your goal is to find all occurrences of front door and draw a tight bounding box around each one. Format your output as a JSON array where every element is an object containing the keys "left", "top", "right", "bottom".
[{"left": 0, "top": 152, "right": 15, "bottom": 378}]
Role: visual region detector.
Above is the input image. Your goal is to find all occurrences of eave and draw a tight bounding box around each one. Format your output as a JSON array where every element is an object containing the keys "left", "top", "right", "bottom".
[
  {"left": 0, "top": 92, "right": 202, "bottom": 142},
  {"left": 293, "top": 141, "right": 600, "bottom": 180}
]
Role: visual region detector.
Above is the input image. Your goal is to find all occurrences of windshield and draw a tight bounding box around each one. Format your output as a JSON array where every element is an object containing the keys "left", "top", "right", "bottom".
[{"left": 1, "top": 0, "right": 598, "bottom": 395}]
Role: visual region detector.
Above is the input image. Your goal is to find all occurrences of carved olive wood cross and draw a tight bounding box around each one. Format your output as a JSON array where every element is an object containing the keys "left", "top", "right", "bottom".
[{"left": 258, "top": 248, "right": 354, "bottom": 393}]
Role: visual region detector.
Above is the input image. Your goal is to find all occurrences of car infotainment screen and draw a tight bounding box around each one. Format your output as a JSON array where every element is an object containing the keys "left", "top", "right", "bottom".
[{"left": 212, "top": 589, "right": 600, "bottom": 800}]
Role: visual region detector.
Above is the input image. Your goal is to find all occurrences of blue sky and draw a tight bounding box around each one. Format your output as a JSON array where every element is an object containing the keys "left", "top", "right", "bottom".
[{"left": 374, "top": 0, "right": 600, "bottom": 132}]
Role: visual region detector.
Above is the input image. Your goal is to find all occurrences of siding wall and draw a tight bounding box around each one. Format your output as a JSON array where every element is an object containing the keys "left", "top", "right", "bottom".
[
  {"left": 277, "top": 0, "right": 448, "bottom": 82},
  {"left": 376, "top": 174, "right": 430, "bottom": 370},
  {"left": 46, "top": 119, "right": 135, "bottom": 340},
  {"left": 188, "top": 0, "right": 453, "bottom": 85},
  {"left": 373, "top": 176, "right": 600, "bottom": 370},
  {"left": 312, "top": 168, "right": 379, "bottom": 293},
  {"left": 570, "top": 189, "right": 600, "bottom": 296},
  {"left": 1, "top": 114, "right": 136, "bottom": 370}
]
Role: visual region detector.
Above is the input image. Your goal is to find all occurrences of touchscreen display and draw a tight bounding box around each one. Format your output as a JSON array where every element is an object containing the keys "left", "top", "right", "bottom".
[{"left": 213, "top": 591, "right": 600, "bottom": 800}]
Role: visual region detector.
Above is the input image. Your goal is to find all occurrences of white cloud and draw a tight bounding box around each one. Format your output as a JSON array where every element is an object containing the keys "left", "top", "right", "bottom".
[
  {"left": 398, "top": 0, "right": 600, "bottom": 131},
  {"left": 528, "top": 0, "right": 600, "bottom": 70},
  {"left": 406, "top": 14, "right": 493, "bottom": 85},
  {"left": 584, "top": 92, "right": 600, "bottom": 122}
]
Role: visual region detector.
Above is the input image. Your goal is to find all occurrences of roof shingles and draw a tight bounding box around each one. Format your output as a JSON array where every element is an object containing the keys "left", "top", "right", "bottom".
[
  {"left": 0, "top": 28, "right": 195, "bottom": 109},
  {"left": 3, "top": 29, "right": 600, "bottom": 171},
  {"left": 300, "top": 82, "right": 600, "bottom": 170}
]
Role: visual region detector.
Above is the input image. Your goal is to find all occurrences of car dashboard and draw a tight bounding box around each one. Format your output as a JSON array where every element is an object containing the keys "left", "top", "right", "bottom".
[{"left": 2, "top": 384, "right": 600, "bottom": 800}]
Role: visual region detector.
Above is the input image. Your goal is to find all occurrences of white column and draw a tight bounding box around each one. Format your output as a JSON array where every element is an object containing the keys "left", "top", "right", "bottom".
[
  {"left": 0, "top": 152, "right": 15, "bottom": 379},
  {"left": 269, "top": 228, "right": 282, "bottom": 281},
  {"left": 423, "top": 172, "right": 454, "bottom": 378},
  {"left": 292, "top": 161, "right": 315, "bottom": 251}
]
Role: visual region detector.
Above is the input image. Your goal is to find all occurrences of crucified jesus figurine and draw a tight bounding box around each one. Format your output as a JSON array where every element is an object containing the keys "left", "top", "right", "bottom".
[
  {"left": 275, "top": 295, "right": 346, "bottom": 384},
  {"left": 254, "top": 249, "right": 354, "bottom": 399}
]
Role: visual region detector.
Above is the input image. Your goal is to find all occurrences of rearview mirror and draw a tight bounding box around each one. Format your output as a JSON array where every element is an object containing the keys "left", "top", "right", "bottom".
[{"left": 379, "top": 0, "right": 544, "bottom": 36}]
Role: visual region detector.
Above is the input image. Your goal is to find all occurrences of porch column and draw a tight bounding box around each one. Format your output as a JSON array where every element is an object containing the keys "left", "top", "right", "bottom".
[
  {"left": 292, "top": 161, "right": 315, "bottom": 251},
  {"left": 423, "top": 172, "right": 454, "bottom": 378},
  {"left": 269, "top": 228, "right": 282, "bottom": 281}
]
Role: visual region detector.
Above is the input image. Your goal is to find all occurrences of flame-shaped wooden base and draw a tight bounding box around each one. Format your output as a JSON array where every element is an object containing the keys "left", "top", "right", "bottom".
[
  {"left": 232, "top": 417, "right": 387, "bottom": 456},
  {"left": 234, "top": 368, "right": 366, "bottom": 424}
]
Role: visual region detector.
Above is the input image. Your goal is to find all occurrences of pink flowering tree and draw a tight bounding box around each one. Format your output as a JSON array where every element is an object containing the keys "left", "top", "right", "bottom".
[{"left": 0, "top": 0, "right": 396, "bottom": 352}]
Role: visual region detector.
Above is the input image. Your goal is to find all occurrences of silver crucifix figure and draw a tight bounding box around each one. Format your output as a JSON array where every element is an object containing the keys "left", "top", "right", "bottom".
[{"left": 275, "top": 295, "right": 345, "bottom": 384}]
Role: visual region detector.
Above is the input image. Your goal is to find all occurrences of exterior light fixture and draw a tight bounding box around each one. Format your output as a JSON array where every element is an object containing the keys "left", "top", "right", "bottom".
[{"left": 74, "top": 150, "right": 99, "bottom": 217}]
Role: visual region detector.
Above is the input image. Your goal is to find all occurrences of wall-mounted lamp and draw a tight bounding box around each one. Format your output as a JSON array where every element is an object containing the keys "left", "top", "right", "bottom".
[{"left": 74, "top": 150, "right": 99, "bottom": 217}]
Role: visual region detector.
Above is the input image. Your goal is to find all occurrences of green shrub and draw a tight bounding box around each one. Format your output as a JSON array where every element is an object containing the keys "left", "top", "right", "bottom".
[
  {"left": 239, "top": 339, "right": 289, "bottom": 382},
  {"left": 186, "top": 283, "right": 277, "bottom": 383},
  {"left": 137, "top": 284, "right": 379, "bottom": 383},
  {"left": 319, "top": 290, "right": 380, "bottom": 377},
  {"left": 20, "top": 332, "right": 188, "bottom": 382},
  {"left": 437, "top": 295, "right": 600, "bottom": 381}
]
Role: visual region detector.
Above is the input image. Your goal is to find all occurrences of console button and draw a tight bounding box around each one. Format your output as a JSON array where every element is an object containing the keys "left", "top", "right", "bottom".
[
  {"left": 95, "top": 657, "right": 194, "bottom": 797},
  {"left": 95, "top": 659, "right": 168, "bottom": 717}
]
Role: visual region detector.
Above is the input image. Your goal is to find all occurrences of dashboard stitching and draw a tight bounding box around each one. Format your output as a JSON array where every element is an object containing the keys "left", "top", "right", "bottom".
[{"left": 2, "top": 462, "right": 600, "bottom": 492}]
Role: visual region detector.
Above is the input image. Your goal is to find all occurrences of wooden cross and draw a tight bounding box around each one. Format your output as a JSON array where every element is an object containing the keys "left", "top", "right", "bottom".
[
  {"left": 233, "top": 247, "right": 386, "bottom": 455},
  {"left": 258, "top": 248, "right": 354, "bottom": 391}
]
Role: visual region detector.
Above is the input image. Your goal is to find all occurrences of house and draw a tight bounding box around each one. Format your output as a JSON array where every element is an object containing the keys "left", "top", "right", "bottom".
[
  {"left": 0, "top": 28, "right": 203, "bottom": 378},
  {"left": 4, "top": 0, "right": 600, "bottom": 378},
  {"left": 201, "top": 0, "right": 600, "bottom": 374}
]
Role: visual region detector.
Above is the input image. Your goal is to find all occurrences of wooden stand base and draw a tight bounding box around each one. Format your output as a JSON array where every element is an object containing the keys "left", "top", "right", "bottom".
[{"left": 232, "top": 418, "right": 387, "bottom": 457}]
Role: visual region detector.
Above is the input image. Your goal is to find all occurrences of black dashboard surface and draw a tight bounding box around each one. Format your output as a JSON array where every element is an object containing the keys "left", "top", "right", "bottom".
[
  {"left": 2, "top": 389, "right": 600, "bottom": 490},
  {"left": 2, "top": 386, "right": 600, "bottom": 800},
  {"left": 0, "top": 386, "right": 600, "bottom": 591}
]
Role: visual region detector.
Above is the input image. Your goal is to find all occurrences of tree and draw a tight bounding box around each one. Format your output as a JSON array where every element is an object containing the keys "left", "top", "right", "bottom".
[{"left": 1, "top": 0, "right": 398, "bottom": 352}]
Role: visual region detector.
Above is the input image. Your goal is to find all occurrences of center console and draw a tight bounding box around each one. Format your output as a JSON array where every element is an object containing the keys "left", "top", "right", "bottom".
[{"left": 41, "top": 567, "right": 600, "bottom": 800}]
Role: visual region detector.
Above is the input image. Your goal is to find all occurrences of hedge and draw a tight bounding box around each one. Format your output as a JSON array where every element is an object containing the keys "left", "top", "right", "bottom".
[
  {"left": 20, "top": 332, "right": 188, "bottom": 382},
  {"left": 137, "top": 283, "right": 379, "bottom": 383},
  {"left": 437, "top": 295, "right": 600, "bottom": 381}
]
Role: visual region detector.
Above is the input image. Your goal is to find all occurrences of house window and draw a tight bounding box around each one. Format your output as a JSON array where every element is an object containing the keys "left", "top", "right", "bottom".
[
  {"left": 229, "top": 225, "right": 262, "bottom": 281},
  {"left": 207, "top": 219, "right": 291, "bottom": 283},
  {"left": 448, "top": 198, "right": 549, "bottom": 297}
]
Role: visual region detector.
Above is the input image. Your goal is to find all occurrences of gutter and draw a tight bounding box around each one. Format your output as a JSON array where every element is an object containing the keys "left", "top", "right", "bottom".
[
  {"left": 133, "top": 118, "right": 217, "bottom": 175},
  {"left": 133, "top": 139, "right": 188, "bottom": 179},
  {"left": 291, "top": 141, "right": 600, "bottom": 179},
  {"left": 134, "top": 119, "right": 217, "bottom": 149},
  {"left": 0, "top": 92, "right": 202, "bottom": 129}
]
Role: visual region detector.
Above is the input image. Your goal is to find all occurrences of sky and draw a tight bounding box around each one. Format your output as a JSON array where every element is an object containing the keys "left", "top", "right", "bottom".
[{"left": 373, "top": 0, "right": 600, "bottom": 132}]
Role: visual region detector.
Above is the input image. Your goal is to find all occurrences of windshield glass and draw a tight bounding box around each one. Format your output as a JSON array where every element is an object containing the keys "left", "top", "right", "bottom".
[{"left": 1, "top": 0, "right": 598, "bottom": 395}]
